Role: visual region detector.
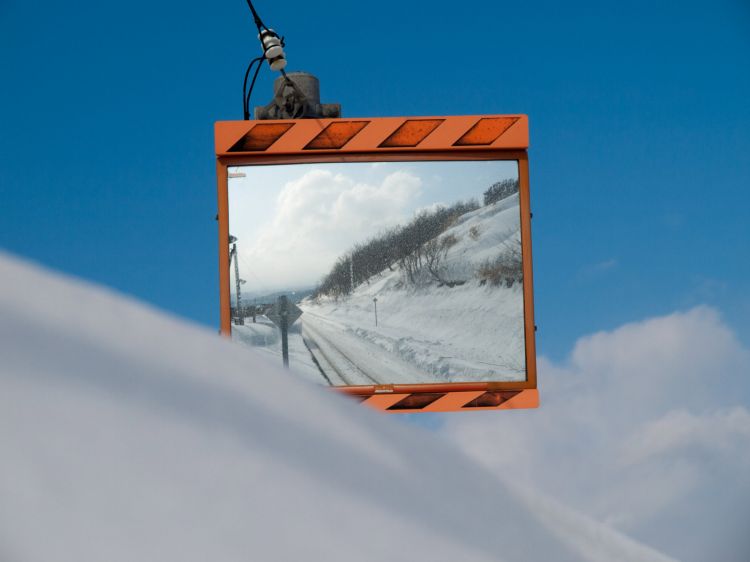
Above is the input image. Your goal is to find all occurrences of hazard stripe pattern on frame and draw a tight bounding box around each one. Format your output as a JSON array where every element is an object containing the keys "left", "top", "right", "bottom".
[
  {"left": 220, "top": 115, "right": 527, "bottom": 154},
  {"left": 355, "top": 389, "right": 538, "bottom": 412}
]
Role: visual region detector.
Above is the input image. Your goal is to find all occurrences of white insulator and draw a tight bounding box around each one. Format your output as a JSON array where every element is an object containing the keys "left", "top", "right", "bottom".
[
  {"left": 265, "top": 45, "right": 284, "bottom": 59},
  {"left": 269, "top": 56, "right": 287, "bottom": 71},
  {"left": 259, "top": 29, "right": 280, "bottom": 46},
  {"left": 258, "top": 29, "right": 286, "bottom": 72}
]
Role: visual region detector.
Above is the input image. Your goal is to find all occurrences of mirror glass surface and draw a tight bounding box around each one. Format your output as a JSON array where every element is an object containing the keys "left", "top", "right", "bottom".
[{"left": 228, "top": 159, "right": 526, "bottom": 386}]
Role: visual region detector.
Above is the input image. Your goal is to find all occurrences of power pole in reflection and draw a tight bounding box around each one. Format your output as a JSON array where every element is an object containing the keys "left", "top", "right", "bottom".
[{"left": 229, "top": 235, "right": 245, "bottom": 325}]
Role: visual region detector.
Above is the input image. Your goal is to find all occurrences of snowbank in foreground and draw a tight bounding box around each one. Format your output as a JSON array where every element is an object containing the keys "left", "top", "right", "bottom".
[{"left": 0, "top": 252, "right": 675, "bottom": 562}]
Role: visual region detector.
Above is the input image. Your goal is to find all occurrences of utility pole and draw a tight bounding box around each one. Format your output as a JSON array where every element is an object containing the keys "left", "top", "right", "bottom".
[
  {"left": 373, "top": 297, "right": 378, "bottom": 327},
  {"left": 230, "top": 240, "right": 244, "bottom": 325}
]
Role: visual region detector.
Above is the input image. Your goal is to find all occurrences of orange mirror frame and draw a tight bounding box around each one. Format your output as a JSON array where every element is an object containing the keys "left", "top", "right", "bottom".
[{"left": 215, "top": 115, "right": 538, "bottom": 413}]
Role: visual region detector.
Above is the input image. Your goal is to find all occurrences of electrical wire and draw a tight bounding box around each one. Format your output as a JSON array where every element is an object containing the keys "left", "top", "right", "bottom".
[
  {"left": 241, "top": 0, "right": 294, "bottom": 119},
  {"left": 244, "top": 0, "right": 267, "bottom": 32},
  {"left": 242, "top": 55, "right": 264, "bottom": 120},
  {"left": 241, "top": 1, "right": 274, "bottom": 119},
  {"left": 244, "top": 56, "right": 264, "bottom": 120}
]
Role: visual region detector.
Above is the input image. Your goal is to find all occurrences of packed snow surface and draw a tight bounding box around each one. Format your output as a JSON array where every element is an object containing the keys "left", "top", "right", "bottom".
[
  {"left": 301, "top": 193, "right": 526, "bottom": 384},
  {"left": 0, "top": 252, "right": 676, "bottom": 562}
]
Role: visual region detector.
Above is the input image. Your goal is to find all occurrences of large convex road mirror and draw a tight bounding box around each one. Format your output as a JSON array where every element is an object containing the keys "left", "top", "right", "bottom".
[
  {"left": 228, "top": 160, "right": 526, "bottom": 385},
  {"left": 215, "top": 115, "right": 538, "bottom": 412}
]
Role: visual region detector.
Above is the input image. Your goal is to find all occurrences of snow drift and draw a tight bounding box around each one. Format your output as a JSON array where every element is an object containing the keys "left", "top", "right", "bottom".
[{"left": 0, "top": 252, "right": 675, "bottom": 562}]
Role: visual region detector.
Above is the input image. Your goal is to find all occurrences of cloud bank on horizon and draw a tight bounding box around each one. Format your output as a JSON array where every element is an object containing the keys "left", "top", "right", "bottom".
[
  {"left": 0, "top": 251, "right": 678, "bottom": 562},
  {"left": 442, "top": 306, "right": 750, "bottom": 562}
]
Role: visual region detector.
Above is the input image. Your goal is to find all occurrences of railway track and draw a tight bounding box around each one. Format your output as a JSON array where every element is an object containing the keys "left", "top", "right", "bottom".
[{"left": 301, "top": 319, "right": 381, "bottom": 386}]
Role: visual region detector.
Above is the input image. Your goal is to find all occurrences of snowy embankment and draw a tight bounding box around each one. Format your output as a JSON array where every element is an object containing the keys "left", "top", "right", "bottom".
[
  {"left": 302, "top": 193, "right": 526, "bottom": 383},
  {"left": 0, "top": 252, "right": 676, "bottom": 562}
]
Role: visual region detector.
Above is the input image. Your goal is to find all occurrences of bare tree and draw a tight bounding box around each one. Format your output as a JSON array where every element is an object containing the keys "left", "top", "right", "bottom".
[
  {"left": 477, "top": 237, "right": 523, "bottom": 288},
  {"left": 424, "top": 234, "right": 460, "bottom": 285}
]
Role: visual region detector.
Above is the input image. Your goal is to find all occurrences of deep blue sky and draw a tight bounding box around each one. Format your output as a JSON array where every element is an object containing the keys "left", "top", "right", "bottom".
[{"left": 1, "top": 0, "right": 748, "bottom": 359}]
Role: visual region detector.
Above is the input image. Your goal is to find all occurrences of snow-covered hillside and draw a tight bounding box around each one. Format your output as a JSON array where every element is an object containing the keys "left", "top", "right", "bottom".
[
  {"left": 301, "top": 193, "right": 526, "bottom": 385},
  {"left": 0, "top": 252, "right": 675, "bottom": 562}
]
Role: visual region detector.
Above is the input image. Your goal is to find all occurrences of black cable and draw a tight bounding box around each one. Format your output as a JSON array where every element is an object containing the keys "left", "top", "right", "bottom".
[
  {"left": 244, "top": 0, "right": 267, "bottom": 32},
  {"left": 244, "top": 55, "right": 264, "bottom": 120},
  {"left": 245, "top": 1, "right": 284, "bottom": 59},
  {"left": 241, "top": 1, "right": 293, "bottom": 119},
  {"left": 242, "top": 55, "right": 264, "bottom": 120}
]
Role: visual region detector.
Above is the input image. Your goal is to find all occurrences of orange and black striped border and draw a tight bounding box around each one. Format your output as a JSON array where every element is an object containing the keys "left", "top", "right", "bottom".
[
  {"left": 216, "top": 115, "right": 528, "bottom": 156},
  {"left": 215, "top": 115, "right": 537, "bottom": 413},
  {"left": 356, "top": 389, "right": 539, "bottom": 413}
]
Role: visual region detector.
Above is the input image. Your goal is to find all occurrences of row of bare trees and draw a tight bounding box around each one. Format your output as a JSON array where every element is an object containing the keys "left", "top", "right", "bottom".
[
  {"left": 314, "top": 199, "right": 479, "bottom": 298},
  {"left": 483, "top": 178, "right": 519, "bottom": 205},
  {"left": 314, "top": 179, "right": 523, "bottom": 298}
]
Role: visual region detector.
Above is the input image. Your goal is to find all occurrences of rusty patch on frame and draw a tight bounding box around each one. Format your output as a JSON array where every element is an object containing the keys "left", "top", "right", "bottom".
[
  {"left": 379, "top": 119, "right": 444, "bottom": 148},
  {"left": 387, "top": 393, "right": 446, "bottom": 410},
  {"left": 454, "top": 117, "right": 518, "bottom": 146},
  {"left": 304, "top": 121, "right": 369, "bottom": 150},
  {"left": 462, "top": 391, "right": 521, "bottom": 408},
  {"left": 228, "top": 123, "right": 295, "bottom": 152}
]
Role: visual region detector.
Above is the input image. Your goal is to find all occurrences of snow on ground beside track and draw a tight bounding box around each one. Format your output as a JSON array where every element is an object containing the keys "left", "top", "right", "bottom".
[
  {"left": 301, "top": 194, "right": 526, "bottom": 383},
  {"left": 0, "top": 251, "right": 676, "bottom": 562},
  {"left": 301, "top": 311, "right": 432, "bottom": 386},
  {"left": 302, "top": 281, "right": 524, "bottom": 382}
]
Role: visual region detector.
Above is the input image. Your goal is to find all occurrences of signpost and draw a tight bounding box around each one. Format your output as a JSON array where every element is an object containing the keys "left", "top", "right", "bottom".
[{"left": 266, "top": 296, "right": 303, "bottom": 368}]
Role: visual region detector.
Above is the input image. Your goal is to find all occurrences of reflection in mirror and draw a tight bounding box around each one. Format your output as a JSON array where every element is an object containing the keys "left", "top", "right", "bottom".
[{"left": 228, "top": 160, "right": 525, "bottom": 386}]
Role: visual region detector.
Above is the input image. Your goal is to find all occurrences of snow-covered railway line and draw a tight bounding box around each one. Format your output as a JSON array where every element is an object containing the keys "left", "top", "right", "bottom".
[
  {"left": 301, "top": 320, "right": 381, "bottom": 386},
  {"left": 299, "top": 311, "right": 433, "bottom": 386}
]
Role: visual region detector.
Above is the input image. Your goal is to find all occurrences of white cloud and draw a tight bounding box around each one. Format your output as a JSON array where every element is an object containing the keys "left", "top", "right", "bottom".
[
  {"left": 242, "top": 169, "right": 421, "bottom": 289},
  {"left": 441, "top": 306, "right": 750, "bottom": 562},
  {"left": 619, "top": 407, "right": 750, "bottom": 467},
  {"left": 0, "top": 251, "right": 678, "bottom": 562}
]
